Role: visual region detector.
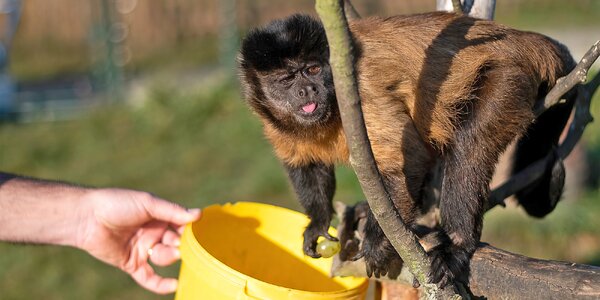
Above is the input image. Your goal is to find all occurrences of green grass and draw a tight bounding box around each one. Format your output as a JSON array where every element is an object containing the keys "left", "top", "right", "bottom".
[
  {"left": 9, "top": 39, "right": 90, "bottom": 82},
  {"left": 483, "top": 190, "right": 600, "bottom": 263},
  {"left": 495, "top": 0, "right": 600, "bottom": 29},
  {"left": 10, "top": 36, "right": 219, "bottom": 82}
]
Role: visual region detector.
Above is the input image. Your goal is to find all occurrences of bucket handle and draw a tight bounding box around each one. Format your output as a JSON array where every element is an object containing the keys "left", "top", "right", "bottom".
[{"left": 236, "top": 288, "right": 261, "bottom": 300}]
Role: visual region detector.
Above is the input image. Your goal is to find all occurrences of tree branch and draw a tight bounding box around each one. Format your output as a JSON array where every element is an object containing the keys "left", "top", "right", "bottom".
[
  {"left": 314, "top": 0, "right": 460, "bottom": 298},
  {"left": 332, "top": 202, "right": 600, "bottom": 299},
  {"left": 535, "top": 41, "right": 600, "bottom": 115}
]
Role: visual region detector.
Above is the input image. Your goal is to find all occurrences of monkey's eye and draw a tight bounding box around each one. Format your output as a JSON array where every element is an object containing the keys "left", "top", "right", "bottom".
[
  {"left": 306, "top": 65, "right": 321, "bottom": 76},
  {"left": 278, "top": 74, "right": 295, "bottom": 84}
]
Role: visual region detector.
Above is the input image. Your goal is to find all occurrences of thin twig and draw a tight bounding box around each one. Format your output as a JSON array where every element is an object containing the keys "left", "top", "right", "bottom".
[{"left": 535, "top": 40, "right": 600, "bottom": 116}]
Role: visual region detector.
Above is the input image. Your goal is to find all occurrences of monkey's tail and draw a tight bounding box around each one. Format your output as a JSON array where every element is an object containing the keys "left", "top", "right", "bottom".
[{"left": 511, "top": 88, "right": 576, "bottom": 218}]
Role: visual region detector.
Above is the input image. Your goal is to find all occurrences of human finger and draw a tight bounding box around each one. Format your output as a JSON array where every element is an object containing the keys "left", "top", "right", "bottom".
[
  {"left": 161, "top": 229, "right": 181, "bottom": 247},
  {"left": 148, "top": 243, "right": 181, "bottom": 267},
  {"left": 130, "top": 264, "right": 178, "bottom": 294},
  {"left": 175, "top": 224, "right": 187, "bottom": 235}
]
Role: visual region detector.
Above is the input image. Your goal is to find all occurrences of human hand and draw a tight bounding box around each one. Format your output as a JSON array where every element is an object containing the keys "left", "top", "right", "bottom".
[{"left": 75, "top": 188, "right": 201, "bottom": 294}]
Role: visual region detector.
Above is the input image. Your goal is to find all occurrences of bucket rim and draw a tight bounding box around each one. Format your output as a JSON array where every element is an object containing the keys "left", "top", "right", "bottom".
[{"left": 179, "top": 201, "right": 369, "bottom": 297}]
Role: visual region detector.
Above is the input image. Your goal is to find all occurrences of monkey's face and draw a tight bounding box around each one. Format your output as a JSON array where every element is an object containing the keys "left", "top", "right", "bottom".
[
  {"left": 258, "top": 61, "right": 335, "bottom": 127},
  {"left": 239, "top": 14, "right": 338, "bottom": 133}
]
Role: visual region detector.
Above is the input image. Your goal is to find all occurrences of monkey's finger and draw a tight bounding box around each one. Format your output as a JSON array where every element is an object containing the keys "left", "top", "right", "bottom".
[
  {"left": 380, "top": 268, "right": 388, "bottom": 278},
  {"left": 303, "top": 246, "right": 321, "bottom": 258},
  {"left": 366, "top": 264, "right": 373, "bottom": 278},
  {"left": 350, "top": 250, "right": 365, "bottom": 261},
  {"left": 323, "top": 232, "right": 339, "bottom": 241},
  {"left": 303, "top": 238, "right": 322, "bottom": 258},
  {"left": 305, "top": 249, "right": 322, "bottom": 258},
  {"left": 148, "top": 243, "right": 181, "bottom": 267},
  {"left": 374, "top": 266, "right": 382, "bottom": 278}
]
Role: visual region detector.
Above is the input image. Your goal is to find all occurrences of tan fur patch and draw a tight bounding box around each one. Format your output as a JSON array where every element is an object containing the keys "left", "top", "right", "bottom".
[
  {"left": 349, "top": 12, "right": 571, "bottom": 150},
  {"left": 263, "top": 121, "right": 350, "bottom": 167}
]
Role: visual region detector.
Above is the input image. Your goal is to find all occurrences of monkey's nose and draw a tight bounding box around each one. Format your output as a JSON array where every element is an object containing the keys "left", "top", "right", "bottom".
[{"left": 298, "top": 85, "right": 319, "bottom": 98}]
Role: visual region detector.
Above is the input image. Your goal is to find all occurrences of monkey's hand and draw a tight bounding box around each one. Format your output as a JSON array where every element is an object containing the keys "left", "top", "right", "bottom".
[
  {"left": 303, "top": 221, "right": 338, "bottom": 258},
  {"left": 427, "top": 243, "right": 471, "bottom": 287}
]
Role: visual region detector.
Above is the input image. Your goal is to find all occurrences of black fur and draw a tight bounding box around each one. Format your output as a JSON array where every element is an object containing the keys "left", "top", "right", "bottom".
[
  {"left": 239, "top": 14, "right": 329, "bottom": 72},
  {"left": 360, "top": 210, "right": 403, "bottom": 279},
  {"left": 284, "top": 162, "right": 337, "bottom": 257},
  {"left": 239, "top": 14, "right": 336, "bottom": 136},
  {"left": 513, "top": 97, "right": 574, "bottom": 217}
]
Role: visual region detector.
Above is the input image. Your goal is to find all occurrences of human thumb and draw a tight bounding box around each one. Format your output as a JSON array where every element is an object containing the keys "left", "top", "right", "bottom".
[{"left": 144, "top": 196, "right": 201, "bottom": 225}]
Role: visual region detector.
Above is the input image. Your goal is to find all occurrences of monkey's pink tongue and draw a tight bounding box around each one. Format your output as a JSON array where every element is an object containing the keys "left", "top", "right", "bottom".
[{"left": 302, "top": 102, "right": 317, "bottom": 113}]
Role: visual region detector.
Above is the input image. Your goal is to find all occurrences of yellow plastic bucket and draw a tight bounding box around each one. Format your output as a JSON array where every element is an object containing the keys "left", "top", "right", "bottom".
[{"left": 175, "top": 202, "right": 368, "bottom": 300}]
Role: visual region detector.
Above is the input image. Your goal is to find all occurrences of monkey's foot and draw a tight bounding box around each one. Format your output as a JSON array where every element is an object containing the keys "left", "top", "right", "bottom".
[
  {"left": 303, "top": 224, "right": 338, "bottom": 258},
  {"left": 352, "top": 234, "right": 403, "bottom": 279},
  {"left": 428, "top": 244, "right": 471, "bottom": 287}
]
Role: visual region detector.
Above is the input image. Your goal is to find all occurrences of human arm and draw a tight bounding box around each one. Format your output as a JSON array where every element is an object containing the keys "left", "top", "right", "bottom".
[{"left": 0, "top": 172, "right": 201, "bottom": 294}]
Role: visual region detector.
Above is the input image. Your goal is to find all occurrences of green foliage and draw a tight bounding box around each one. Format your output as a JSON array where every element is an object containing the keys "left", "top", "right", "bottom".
[
  {"left": 584, "top": 70, "right": 600, "bottom": 147},
  {"left": 496, "top": 0, "right": 600, "bottom": 28},
  {"left": 583, "top": 70, "right": 600, "bottom": 188}
]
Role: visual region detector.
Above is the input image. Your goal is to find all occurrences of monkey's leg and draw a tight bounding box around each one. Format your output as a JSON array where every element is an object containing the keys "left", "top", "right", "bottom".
[
  {"left": 285, "top": 162, "right": 337, "bottom": 258},
  {"left": 356, "top": 117, "right": 431, "bottom": 279},
  {"left": 434, "top": 66, "right": 535, "bottom": 286}
]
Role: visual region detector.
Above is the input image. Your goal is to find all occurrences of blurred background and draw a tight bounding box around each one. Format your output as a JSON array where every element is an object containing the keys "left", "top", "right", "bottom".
[{"left": 0, "top": 0, "right": 598, "bottom": 299}]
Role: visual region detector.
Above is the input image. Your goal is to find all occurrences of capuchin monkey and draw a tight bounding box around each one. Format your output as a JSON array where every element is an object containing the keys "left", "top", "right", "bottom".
[{"left": 238, "top": 12, "right": 575, "bottom": 286}]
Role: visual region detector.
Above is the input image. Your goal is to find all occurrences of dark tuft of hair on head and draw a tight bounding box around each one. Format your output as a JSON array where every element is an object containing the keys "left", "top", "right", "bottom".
[{"left": 239, "top": 14, "right": 329, "bottom": 72}]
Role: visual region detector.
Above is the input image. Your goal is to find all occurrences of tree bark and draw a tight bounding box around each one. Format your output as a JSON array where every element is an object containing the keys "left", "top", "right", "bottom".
[{"left": 333, "top": 240, "right": 600, "bottom": 299}]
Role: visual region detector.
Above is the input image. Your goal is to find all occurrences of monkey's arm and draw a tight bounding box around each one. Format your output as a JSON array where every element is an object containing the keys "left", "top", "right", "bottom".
[{"left": 284, "top": 162, "right": 337, "bottom": 258}]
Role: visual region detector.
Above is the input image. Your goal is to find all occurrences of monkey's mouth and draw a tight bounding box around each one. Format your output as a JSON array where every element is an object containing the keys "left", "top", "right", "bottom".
[
  {"left": 301, "top": 102, "right": 318, "bottom": 114},
  {"left": 296, "top": 101, "right": 329, "bottom": 124}
]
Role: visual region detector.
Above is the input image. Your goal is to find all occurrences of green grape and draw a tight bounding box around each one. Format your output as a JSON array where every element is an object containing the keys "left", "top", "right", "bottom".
[{"left": 316, "top": 239, "right": 341, "bottom": 258}]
